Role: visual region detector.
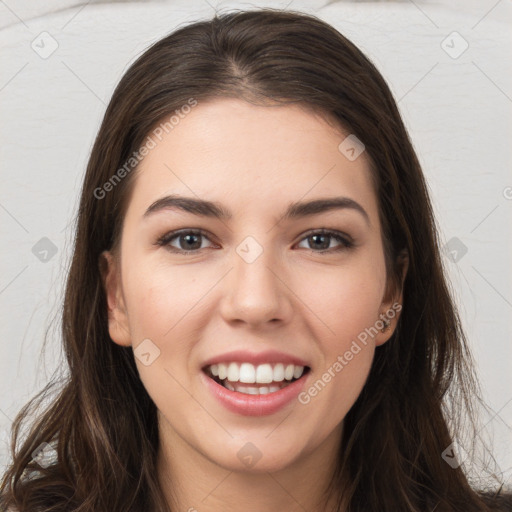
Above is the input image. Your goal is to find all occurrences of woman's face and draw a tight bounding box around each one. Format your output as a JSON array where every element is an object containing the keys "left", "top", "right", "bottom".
[{"left": 102, "top": 97, "right": 401, "bottom": 474}]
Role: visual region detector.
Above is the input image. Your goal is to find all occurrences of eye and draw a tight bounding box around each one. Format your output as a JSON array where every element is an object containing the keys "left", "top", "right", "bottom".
[
  {"left": 296, "top": 229, "right": 354, "bottom": 253},
  {"left": 155, "top": 229, "right": 216, "bottom": 254},
  {"left": 155, "top": 228, "right": 354, "bottom": 255}
]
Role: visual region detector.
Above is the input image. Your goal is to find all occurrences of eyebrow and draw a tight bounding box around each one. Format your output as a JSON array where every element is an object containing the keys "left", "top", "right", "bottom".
[{"left": 143, "top": 194, "right": 370, "bottom": 225}]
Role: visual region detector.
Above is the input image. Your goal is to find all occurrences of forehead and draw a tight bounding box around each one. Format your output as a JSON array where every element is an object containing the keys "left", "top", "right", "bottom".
[{"left": 125, "top": 97, "right": 379, "bottom": 223}]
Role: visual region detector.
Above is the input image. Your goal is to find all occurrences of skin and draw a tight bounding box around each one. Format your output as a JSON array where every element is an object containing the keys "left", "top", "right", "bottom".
[{"left": 101, "top": 98, "right": 406, "bottom": 512}]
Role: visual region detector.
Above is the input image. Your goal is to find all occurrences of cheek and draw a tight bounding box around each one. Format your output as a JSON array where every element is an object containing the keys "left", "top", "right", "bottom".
[
  {"left": 295, "top": 252, "right": 386, "bottom": 343},
  {"left": 298, "top": 274, "right": 378, "bottom": 429},
  {"left": 304, "top": 344, "right": 374, "bottom": 436},
  {"left": 121, "top": 258, "right": 222, "bottom": 398},
  {"left": 122, "top": 269, "right": 198, "bottom": 413},
  {"left": 294, "top": 254, "right": 384, "bottom": 411},
  {"left": 118, "top": 262, "right": 195, "bottom": 391},
  {"left": 122, "top": 258, "right": 202, "bottom": 340}
]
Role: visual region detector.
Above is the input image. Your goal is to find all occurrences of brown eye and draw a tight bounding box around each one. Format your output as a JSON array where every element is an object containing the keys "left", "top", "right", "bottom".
[
  {"left": 156, "top": 229, "right": 214, "bottom": 254},
  {"left": 296, "top": 230, "right": 353, "bottom": 253},
  {"left": 155, "top": 228, "right": 354, "bottom": 255}
]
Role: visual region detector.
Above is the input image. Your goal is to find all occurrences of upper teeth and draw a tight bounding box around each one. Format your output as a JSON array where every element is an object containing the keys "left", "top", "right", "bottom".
[{"left": 209, "top": 362, "right": 305, "bottom": 383}]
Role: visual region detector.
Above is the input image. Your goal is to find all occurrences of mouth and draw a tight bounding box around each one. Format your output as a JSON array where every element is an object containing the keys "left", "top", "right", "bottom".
[{"left": 203, "top": 362, "right": 311, "bottom": 396}]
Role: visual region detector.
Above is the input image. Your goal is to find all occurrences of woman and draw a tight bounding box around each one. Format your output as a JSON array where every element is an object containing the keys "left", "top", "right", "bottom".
[{"left": 1, "top": 8, "right": 510, "bottom": 512}]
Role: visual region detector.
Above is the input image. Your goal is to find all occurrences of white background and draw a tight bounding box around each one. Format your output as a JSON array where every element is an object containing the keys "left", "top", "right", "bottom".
[{"left": 1, "top": 0, "right": 511, "bottom": 489}]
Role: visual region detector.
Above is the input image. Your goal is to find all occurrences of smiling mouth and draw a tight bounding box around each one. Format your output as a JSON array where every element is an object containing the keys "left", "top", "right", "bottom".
[{"left": 203, "top": 362, "right": 311, "bottom": 395}]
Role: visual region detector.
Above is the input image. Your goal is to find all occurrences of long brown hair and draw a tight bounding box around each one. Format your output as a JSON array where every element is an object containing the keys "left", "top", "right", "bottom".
[{"left": 1, "top": 8, "right": 510, "bottom": 512}]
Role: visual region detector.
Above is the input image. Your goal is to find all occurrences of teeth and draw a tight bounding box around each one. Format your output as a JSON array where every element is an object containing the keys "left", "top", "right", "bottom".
[
  {"left": 227, "top": 362, "right": 239, "bottom": 382},
  {"left": 293, "top": 365, "right": 304, "bottom": 379},
  {"left": 218, "top": 364, "right": 227, "bottom": 380},
  {"left": 273, "top": 363, "right": 285, "bottom": 382},
  {"left": 209, "top": 362, "right": 306, "bottom": 384},
  {"left": 256, "top": 364, "right": 273, "bottom": 384},
  {"left": 239, "top": 363, "right": 256, "bottom": 383},
  {"left": 223, "top": 381, "right": 290, "bottom": 395}
]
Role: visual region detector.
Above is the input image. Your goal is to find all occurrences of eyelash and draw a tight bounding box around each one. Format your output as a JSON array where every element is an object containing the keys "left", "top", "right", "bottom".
[{"left": 155, "top": 228, "right": 354, "bottom": 255}]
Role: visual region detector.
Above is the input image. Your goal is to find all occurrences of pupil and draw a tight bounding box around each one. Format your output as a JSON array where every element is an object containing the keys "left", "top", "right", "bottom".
[
  {"left": 182, "top": 234, "right": 200, "bottom": 250},
  {"left": 311, "top": 234, "right": 329, "bottom": 250}
]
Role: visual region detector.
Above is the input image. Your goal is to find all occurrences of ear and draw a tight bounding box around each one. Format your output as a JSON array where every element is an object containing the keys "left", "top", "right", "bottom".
[
  {"left": 99, "top": 250, "right": 132, "bottom": 347},
  {"left": 375, "top": 249, "right": 409, "bottom": 347}
]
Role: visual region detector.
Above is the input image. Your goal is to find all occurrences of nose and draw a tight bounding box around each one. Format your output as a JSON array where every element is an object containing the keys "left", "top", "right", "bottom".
[{"left": 219, "top": 240, "right": 293, "bottom": 328}]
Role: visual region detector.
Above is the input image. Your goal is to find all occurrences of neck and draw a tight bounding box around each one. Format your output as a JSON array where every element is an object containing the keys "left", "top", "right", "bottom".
[{"left": 156, "top": 415, "right": 344, "bottom": 512}]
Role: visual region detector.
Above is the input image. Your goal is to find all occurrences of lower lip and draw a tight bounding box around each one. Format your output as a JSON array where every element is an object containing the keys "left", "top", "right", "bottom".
[{"left": 200, "top": 371, "right": 308, "bottom": 416}]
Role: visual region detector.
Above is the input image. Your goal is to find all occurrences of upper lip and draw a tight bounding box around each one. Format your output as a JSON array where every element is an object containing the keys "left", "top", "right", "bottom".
[{"left": 201, "top": 349, "right": 310, "bottom": 369}]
